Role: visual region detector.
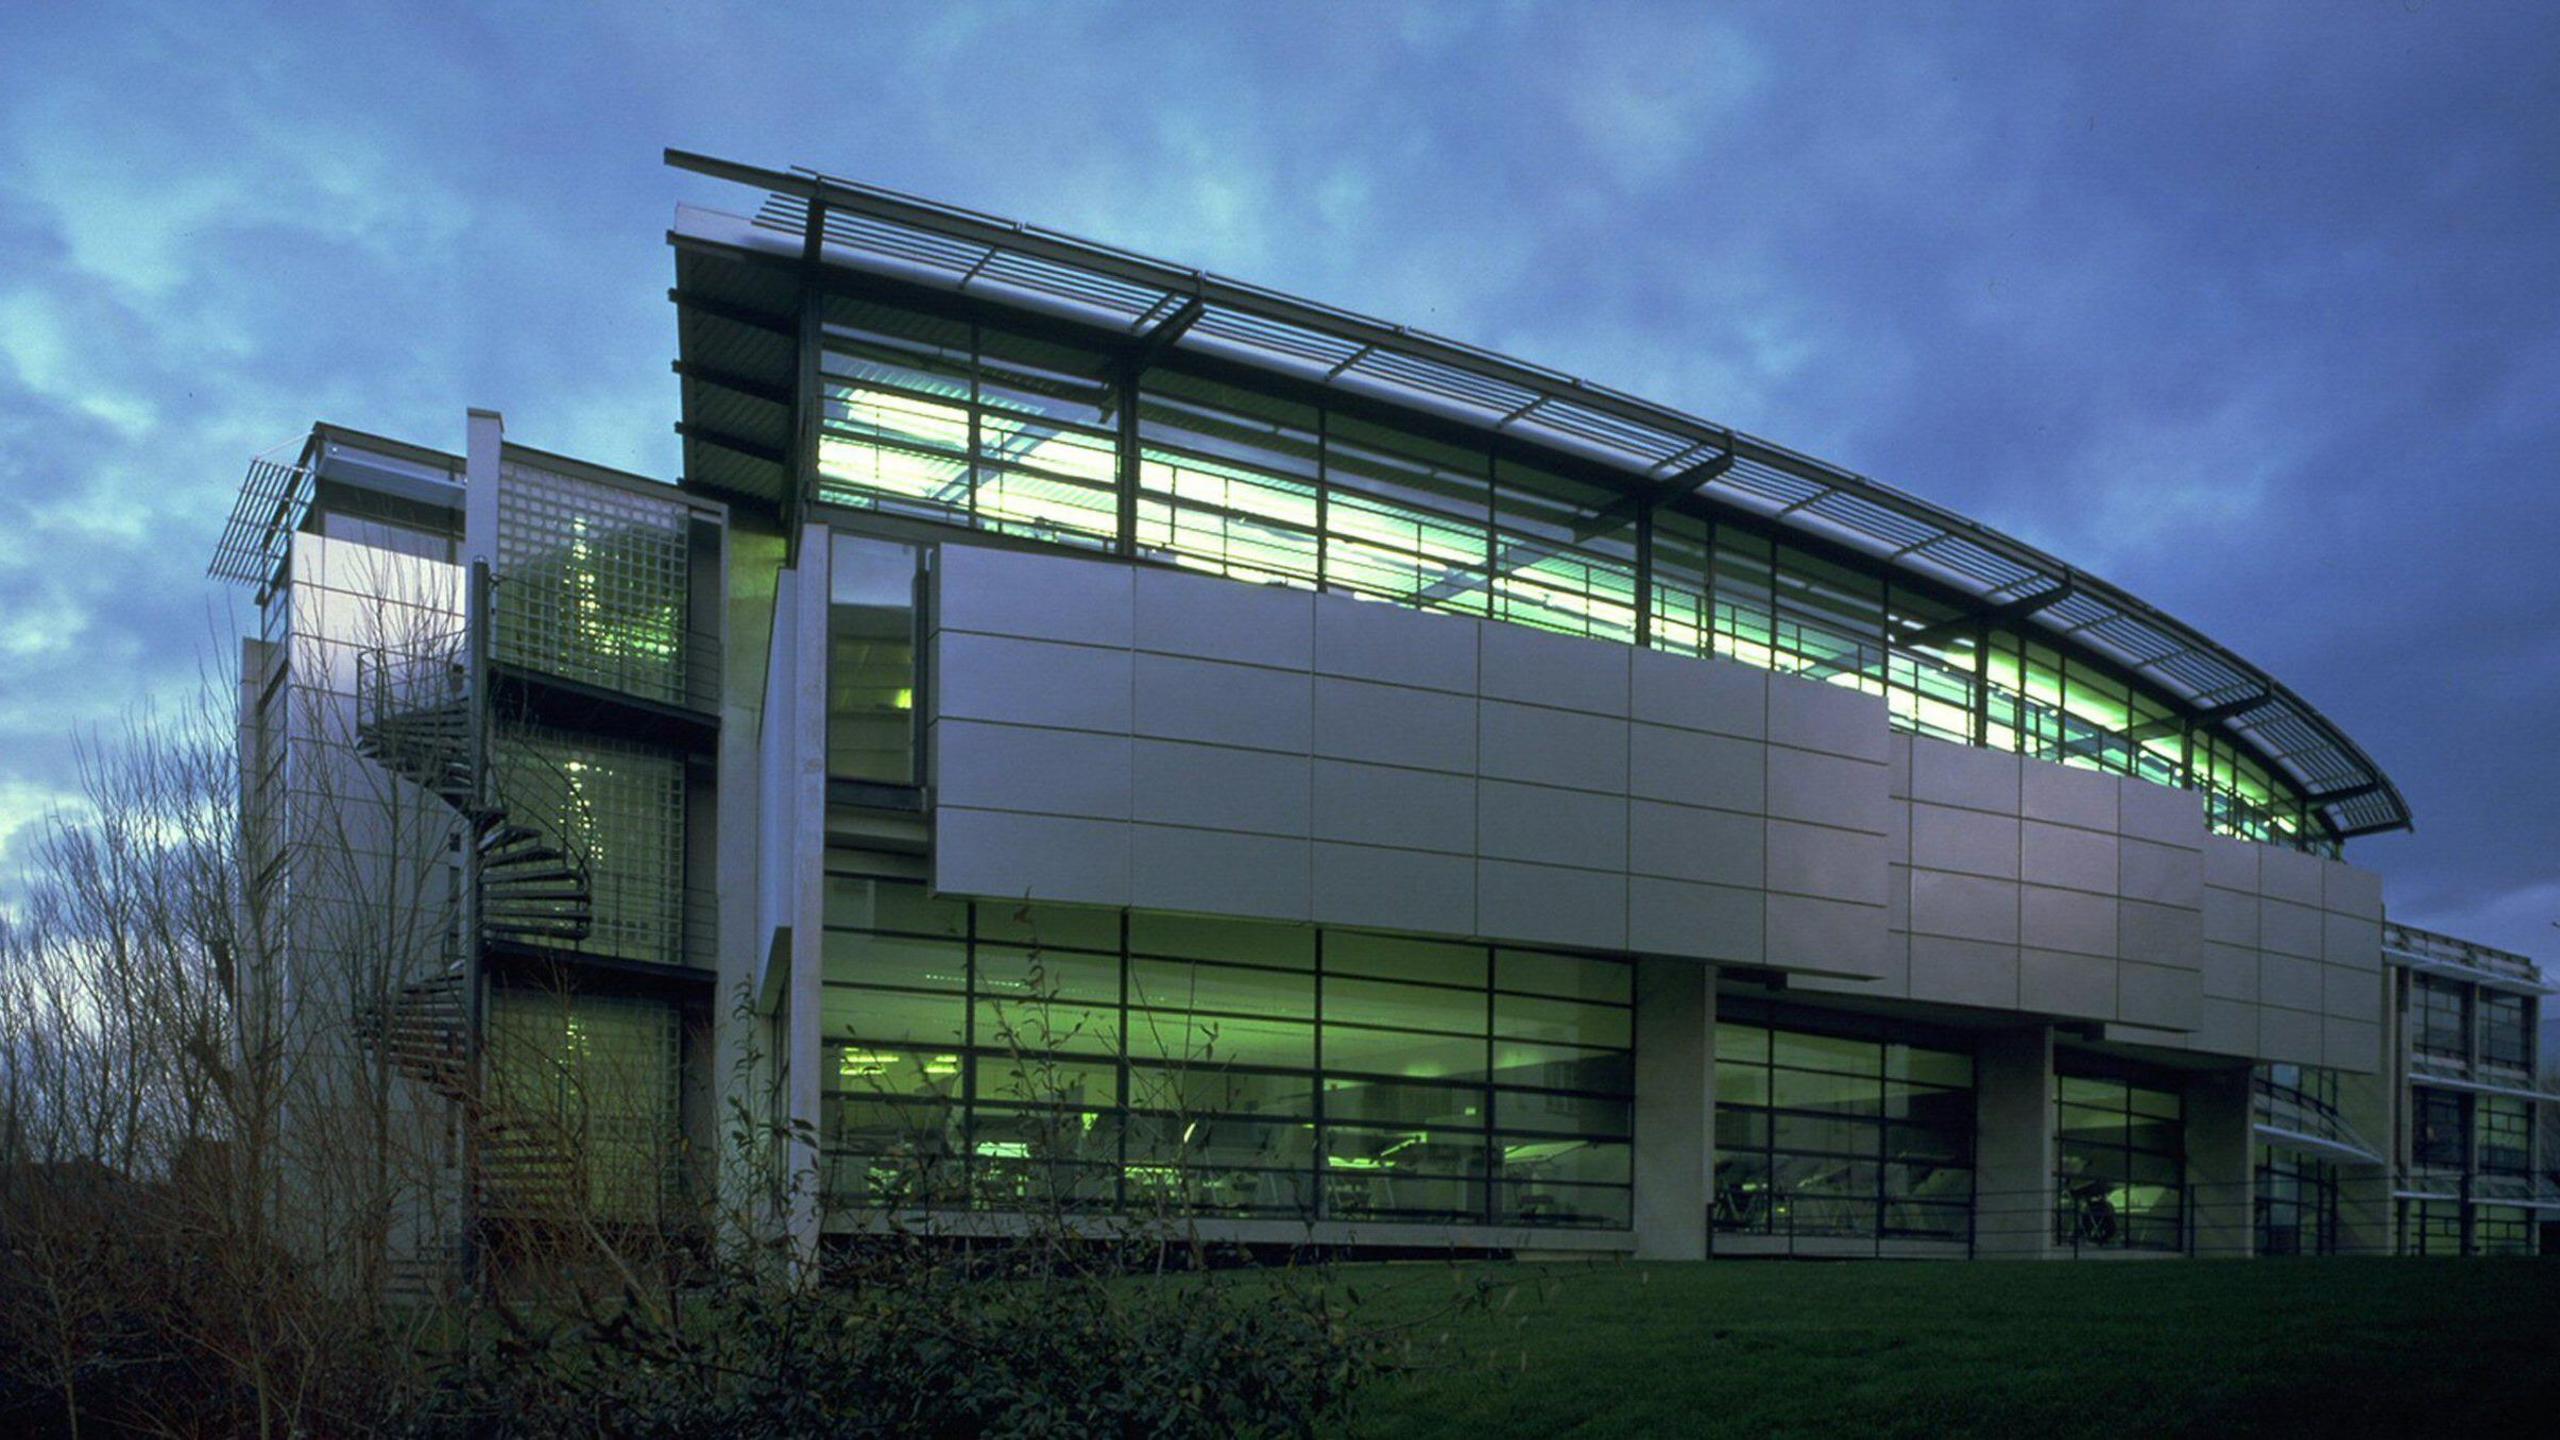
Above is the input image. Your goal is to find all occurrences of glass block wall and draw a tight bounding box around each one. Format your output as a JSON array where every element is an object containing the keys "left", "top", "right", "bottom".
[
  {"left": 495, "top": 727, "right": 687, "bottom": 967},
  {"left": 488, "top": 989, "right": 683, "bottom": 1224},
  {"left": 496, "top": 460, "right": 700, "bottom": 708}
]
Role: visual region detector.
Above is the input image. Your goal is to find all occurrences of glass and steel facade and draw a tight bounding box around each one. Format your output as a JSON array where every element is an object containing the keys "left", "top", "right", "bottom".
[
  {"left": 819, "top": 877, "right": 1636, "bottom": 1228},
  {"left": 806, "top": 292, "right": 2339, "bottom": 853},
  {"left": 827, "top": 533, "right": 923, "bottom": 786},
  {"left": 2255, "top": 1147, "right": 2340, "bottom": 1255},
  {"left": 2389, "top": 925, "right": 2552, "bottom": 1255},
  {"left": 1709, "top": 1008, "right": 1975, "bottom": 1244},
  {"left": 2055, "top": 1072, "right": 2186, "bottom": 1251}
]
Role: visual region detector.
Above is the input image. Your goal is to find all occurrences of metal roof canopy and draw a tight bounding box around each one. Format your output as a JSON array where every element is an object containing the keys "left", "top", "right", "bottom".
[
  {"left": 207, "top": 447, "right": 319, "bottom": 593},
  {"left": 665, "top": 149, "right": 2410, "bottom": 840}
]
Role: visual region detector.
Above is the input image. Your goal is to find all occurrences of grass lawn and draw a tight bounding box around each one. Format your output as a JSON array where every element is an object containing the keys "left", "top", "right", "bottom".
[{"left": 1329, "top": 1257, "right": 2559, "bottom": 1438}]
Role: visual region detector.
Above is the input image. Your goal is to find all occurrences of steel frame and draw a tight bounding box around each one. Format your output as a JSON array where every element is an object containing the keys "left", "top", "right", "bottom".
[{"left": 664, "top": 150, "right": 2409, "bottom": 840}]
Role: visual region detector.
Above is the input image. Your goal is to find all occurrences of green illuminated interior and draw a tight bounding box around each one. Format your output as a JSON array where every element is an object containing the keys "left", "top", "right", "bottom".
[
  {"left": 2054, "top": 1073, "right": 2186, "bottom": 1252},
  {"left": 817, "top": 879, "right": 1634, "bottom": 1228},
  {"left": 487, "top": 989, "right": 682, "bottom": 1224},
  {"left": 810, "top": 293, "right": 2338, "bottom": 854},
  {"left": 1711, "top": 1006, "right": 1976, "bottom": 1243}
]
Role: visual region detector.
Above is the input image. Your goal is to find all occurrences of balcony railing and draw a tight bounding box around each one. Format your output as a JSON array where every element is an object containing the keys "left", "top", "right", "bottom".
[{"left": 2384, "top": 920, "right": 2548, "bottom": 989}]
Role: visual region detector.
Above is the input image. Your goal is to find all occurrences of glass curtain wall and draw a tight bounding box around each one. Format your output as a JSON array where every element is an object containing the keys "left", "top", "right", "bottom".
[
  {"left": 2255, "top": 1064, "right": 2351, "bottom": 1142},
  {"left": 2411, "top": 1087, "right": 2466, "bottom": 1186},
  {"left": 2055, "top": 1073, "right": 2186, "bottom": 1251},
  {"left": 2410, "top": 975, "right": 2469, "bottom": 1066},
  {"left": 2255, "top": 1146, "right": 2339, "bottom": 1255},
  {"left": 2401, "top": 1200, "right": 2463, "bottom": 1255},
  {"left": 2474, "top": 1205, "right": 2535, "bottom": 1254},
  {"left": 817, "top": 879, "right": 1634, "bottom": 1228},
  {"left": 2480, "top": 991, "right": 2533, "bottom": 1080},
  {"left": 816, "top": 300, "right": 1122, "bottom": 550},
  {"left": 828, "top": 533, "right": 921, "bottom": 786},
  {"left": 807, "top": 291, "right": 2339, "bottom": 854},
  {"left": 1711, "top": 1011, "right": 1975, "bottom": 1243},
  {"left": 2477, "top": 1096, "right": 2532, "bottom": 1187}
]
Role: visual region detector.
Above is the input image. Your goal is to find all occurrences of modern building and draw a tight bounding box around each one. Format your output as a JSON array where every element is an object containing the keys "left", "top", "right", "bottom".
[
  {"left": 210, "top": 151, "right": 2551, "bottom": 1271},
  {"left": 2373, "top": 922, "right": 2554, "bottom": 1255}
]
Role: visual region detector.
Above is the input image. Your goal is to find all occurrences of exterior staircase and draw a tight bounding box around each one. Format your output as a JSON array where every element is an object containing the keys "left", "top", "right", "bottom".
[{"left": 350, "top": 640, "right": 596, "bottom": 1222}]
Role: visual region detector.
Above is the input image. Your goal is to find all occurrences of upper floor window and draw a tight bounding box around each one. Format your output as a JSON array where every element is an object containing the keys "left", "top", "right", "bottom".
[
  {"left": 2480, "top": 991, "right": 2532, "bottom": 1074},
  {"left": 829, "top": 533, "right": 920, "bottom": 787},
  {"left": 2410, "top": 976, "right": 2469, "bottom": 1063}
]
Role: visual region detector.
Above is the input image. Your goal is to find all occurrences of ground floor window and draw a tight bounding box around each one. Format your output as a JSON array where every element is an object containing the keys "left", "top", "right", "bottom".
[
  {"left": 2400, "top": 1199, "right": 2464, "bottom": 1256},
  {"left": 2055, "top": 1072, "right": 2185, "bottom": 1251},
  {"left": 2255, "top": 1146, "right": 2338, "bottom": 1256},
  {"left": 1710, "top": 1007, "right": 1975, "bottom": 1242},
  {"left": 2475, "top": 1205, "right": 2536, "bottom": 1256},
  {"left": 818, "top": 878, "right": 1635, "bottom": 1228}
]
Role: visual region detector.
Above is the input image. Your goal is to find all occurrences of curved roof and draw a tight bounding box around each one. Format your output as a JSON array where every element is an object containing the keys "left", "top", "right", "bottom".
[{"left": 665, "top": 150, "right": 2408, "bottom": 840}]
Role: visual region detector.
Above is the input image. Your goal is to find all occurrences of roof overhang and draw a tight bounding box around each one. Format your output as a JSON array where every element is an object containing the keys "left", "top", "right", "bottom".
[
  {"left": 665, "top": 149, "right": 2410, "bottom": 839},
  {"left": 2252, "top": 1121, "right": 2385, "bottom": 1168}
]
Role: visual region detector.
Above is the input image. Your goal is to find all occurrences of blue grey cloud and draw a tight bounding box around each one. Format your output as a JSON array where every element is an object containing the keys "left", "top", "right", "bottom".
[{"left": 2, "top": 0, "right": 2553, "bottom": 958}]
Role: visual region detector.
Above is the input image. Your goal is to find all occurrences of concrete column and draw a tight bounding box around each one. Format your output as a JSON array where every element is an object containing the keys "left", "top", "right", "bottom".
[
  {"left": 463, "top": 409, "right": 502, "bottom": 568},
  {"left": 1631, "top": 959, "right": 1715, "bottom": 1260},
  {"left": 1974, "top": 1025, "right": 2055, "bottom": 1258},
  {"left": 711, "top": 524, "right": 786, "bottom": 1240},
  {"left": 2183, "top": 1064, "right": 2255, "bottom": 1258},
  {"left": 779, "top": 525, "right": 832, "bottom": 1257}
]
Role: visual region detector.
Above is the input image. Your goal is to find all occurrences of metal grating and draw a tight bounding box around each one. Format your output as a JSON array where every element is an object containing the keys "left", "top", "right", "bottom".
[
  {"left": 495, "top": 461, "right": 713, "bottom": 710},
  {"left": 208, "top": 452, "right": 315, "bottom": 590},
  {"left": 497, "top": 726, "right": 688, "bottom": 969},
  {"left": 670, "top": 150, "right": 2409, "bottom": 839}
]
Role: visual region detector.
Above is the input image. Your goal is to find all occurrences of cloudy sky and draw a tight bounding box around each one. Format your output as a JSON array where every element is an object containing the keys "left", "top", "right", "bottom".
[{"left": 2, "top": 1, "right": 2555, "bottom": 961}]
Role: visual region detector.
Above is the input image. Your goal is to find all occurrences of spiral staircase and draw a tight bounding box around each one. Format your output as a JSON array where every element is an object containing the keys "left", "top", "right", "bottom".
[{"left": 350, "top": 641, "right": 591, "bottom": 1220}]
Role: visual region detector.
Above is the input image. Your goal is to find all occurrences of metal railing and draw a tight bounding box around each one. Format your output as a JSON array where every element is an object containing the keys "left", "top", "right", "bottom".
[
  {"left": 1704, "top": 1176, "right": 2493, "bottom": 1261},
  {"left": 493, "top": 619, "right": 724, "bottom": 715}
]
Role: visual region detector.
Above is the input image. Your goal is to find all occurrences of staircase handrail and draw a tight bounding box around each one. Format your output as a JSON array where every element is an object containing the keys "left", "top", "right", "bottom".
[{"left": 483, "top": 727, "right": 601, "bottom": 944}]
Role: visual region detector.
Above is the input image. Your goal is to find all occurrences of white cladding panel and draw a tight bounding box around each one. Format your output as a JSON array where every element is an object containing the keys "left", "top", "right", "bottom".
[{"left": 923, "top": 542, "right": 2384, "bottom": 1066}]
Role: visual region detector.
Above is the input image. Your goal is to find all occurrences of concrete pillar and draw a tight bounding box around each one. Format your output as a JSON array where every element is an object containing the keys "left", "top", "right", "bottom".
[
  {"left": 1631, "top": 959, "right": 1715, "bottom": 1260},
  {"left": 1974, "top": 1025, "right": 2055, "bottom": 1258},
  {"left": 779, "top": 526, "right": 832, "bottom": 1257},
  {"left": 711, "top": 523, "right": 786, "bottom": 1240},
  {"left": 2183, "top": 1064, "right": 2255, "bottom": 1258},
  {"left": 463, "top": 409, "right": 502, "bottom": 568}
]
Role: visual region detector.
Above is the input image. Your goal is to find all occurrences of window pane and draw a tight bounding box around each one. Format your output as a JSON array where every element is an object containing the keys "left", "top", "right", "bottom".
[
  {"left": 1494, "top": 1089, "right": 1632, "bottom": 1138},
  {"left": 1127, "top": 1011, "right": 1314, "bottom": 1070},
  {"left": 1496, "top": 949, "right": 1633, "bottom": 1004},
  {"left": 1128, "top": 1064, "right": 1314, "bottom": 1118},
  {"left": 1493, "top": 993, "right": 1633, "bottom": 1049},
  {"left": 823, "top": 987, "right": 967, "bottom": 1047},
  {"left": 1128, "top": 911, "right": 1315, "bottom": 968},
  {"left": 1327, "top": 976, "right": 1487, "bottom": 1035},
  {"left": 1323, "top": 1077, "right": 1486, "bottom": 1128},
  {"left": 1327, "top": 931, "right": 1488, "bottom": 988},
  {"left": 1129, "top": 957, "right": 1314, "bottom": 1019},
  {"left": 1323, "top": 1025, "right": 1486, "bottom": 1081},
  {"left": 1773, "top": 1030, "right": 1882, "bottom": 1077},
  {"left": 822, "top": 931, "right": 970, "bottom": 992},
  {"left": 1772, "top": 1067, "right": 1882, "bottom": 1117}
]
